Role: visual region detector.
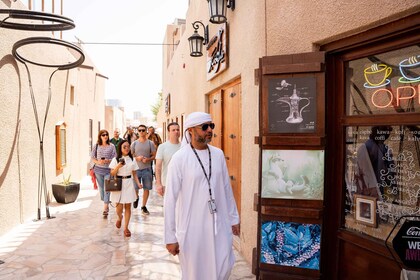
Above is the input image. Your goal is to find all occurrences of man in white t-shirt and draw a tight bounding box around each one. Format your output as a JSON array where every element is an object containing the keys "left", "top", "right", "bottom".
[{"left": 155, "top": 122, "right": 181, "bottom": 196}]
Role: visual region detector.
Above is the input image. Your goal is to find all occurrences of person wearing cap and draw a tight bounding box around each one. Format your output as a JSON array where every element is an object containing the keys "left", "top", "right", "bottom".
[{"left": 164, "top": 112, "right": 240, "bottom": 280}]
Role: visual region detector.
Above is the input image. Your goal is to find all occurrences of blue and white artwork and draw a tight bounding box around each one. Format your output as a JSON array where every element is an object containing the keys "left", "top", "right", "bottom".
[{"left": 261, "top": 221, "right": 321, "bottom": 270}]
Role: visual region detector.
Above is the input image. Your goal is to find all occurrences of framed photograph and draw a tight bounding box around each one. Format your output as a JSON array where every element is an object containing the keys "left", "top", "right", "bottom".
[{"left": 354, "top": 194, "right": 377, "bottom": 227}]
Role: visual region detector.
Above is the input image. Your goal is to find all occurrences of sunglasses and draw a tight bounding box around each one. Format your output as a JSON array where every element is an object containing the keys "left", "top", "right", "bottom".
[
  {"left": 101, "top": 134, "right": 108, "bottom": 137},
  {"left": 199, "top": 123, "right": 215, "bottom": 131},
  {"left": 138, "top": 129, "right": 146, "bottom": 132}
]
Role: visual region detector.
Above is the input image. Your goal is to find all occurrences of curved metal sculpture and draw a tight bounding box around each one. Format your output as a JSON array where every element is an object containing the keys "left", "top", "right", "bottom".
[
  {"left": 1, "top": 9, "right": 83, "bottom": 221},
  {"left": 0, "top": 9, "right": 75, "bottom": 31},
  {"left": 12, "top": 37, "right": 84, "bottom": 220},
  {"left": 13, "top": 37, "right": 85, "bottom": 69}
]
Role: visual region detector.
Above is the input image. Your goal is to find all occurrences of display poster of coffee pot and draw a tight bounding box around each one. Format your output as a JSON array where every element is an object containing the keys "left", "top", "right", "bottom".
[{"left": 268, "top": 77, "right": 317, "bottom": 133}]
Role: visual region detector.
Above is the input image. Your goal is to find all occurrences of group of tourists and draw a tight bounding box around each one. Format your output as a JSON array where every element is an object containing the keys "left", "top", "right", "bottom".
[{"left": 90, "top": 112, "right": 240, "bottom": 280}]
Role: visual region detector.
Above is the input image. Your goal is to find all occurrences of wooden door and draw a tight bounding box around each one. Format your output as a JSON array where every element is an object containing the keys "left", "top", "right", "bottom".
[
  {"left": 208, "top": 91, "right": 222, "bottom": 149},
  {"left": 223, "top": 82, "right": 241, "bottom": 216},
  {"left": 208, "top": 81, "right": 242, "bottom": 217}
]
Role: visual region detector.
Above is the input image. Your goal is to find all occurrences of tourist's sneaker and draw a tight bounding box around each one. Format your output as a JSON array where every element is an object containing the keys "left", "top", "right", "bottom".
[
  {"left": 133, "top": 198, "right": 139, "bottom": 209},
  {"left": 141, "top": 206, "right": 150, "bottom": 215}
]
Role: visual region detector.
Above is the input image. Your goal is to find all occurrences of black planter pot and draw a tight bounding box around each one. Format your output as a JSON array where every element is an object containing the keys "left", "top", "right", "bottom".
[{"left": 52, "top": 182, "right": 80, "bottom": 204}]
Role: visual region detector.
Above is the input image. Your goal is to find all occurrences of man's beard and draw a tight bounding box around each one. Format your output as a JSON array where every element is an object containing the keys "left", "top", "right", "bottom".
[{"left": 195, "top": 133, "right": 212, "bottom": 144}]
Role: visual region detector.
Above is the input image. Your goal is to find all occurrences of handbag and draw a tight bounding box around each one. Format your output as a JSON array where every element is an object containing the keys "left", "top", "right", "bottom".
[
  {"left": 90, "top": 144, "right": 98, "bottom": 189},
  {"left": 105, "top": 176, "right": 122, "bottom": 192},
  {"left": 89, "top": 168, "right": 97, "bottom": 190}
]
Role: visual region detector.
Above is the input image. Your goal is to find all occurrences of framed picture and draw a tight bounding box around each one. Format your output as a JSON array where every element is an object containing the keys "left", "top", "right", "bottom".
[
  {"left": 267, "top": 77, "right": 317, "bottom": 133},
  {"left": 260, "top": 220, "right": 321, "bottom": 270},
  {"left": 261, "top": 150, "right": 324, "bottom": 200},
  {"left": 354, "top": 194, "right": 377, "bottom": 227}
]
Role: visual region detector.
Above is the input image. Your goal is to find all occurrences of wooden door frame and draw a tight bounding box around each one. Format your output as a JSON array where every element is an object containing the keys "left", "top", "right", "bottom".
[
  {"left": 321, "top": 12, "right": 420, "bottom": 279},
  {"left": 256, "top": 52, "right": 325, "bottom": 279}
]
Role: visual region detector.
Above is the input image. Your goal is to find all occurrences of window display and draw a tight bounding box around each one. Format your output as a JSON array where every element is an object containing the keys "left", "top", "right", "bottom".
[
  {"left": 344, "top": 126, "right": 420, "bottom": 238},
  {"left": 344, "top": 44, "right": 420, "bottom": 240}
]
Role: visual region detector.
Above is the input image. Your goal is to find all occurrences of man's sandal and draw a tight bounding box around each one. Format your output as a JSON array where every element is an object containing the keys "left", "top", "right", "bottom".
[{"left": 124, "top": 229, "right": 131, "bottom": 237}]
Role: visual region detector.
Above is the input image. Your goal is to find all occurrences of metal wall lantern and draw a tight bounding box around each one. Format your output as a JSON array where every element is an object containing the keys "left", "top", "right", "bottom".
[
  {"left": 188, "top": 21, "right": 209, "bottom": 57},
  {"left": 207, "top": 0, "right": 235, "bottom": 24}
]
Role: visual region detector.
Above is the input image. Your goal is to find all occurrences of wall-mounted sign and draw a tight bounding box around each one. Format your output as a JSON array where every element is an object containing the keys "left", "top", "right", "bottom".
[
  {"left": 207, "top": 23, "right": 228, "bottom": 81},
  {"left": 392, "top": 220, "right": 420, "bottom": 269},
  {"left": 165, "top": 93, "right": 171, "bottom": 114}
]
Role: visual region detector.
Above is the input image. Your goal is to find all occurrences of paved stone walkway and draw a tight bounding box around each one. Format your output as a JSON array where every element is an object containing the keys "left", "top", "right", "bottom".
[{"left": 0, "top": 177, "right": 254, "bottom": 279}]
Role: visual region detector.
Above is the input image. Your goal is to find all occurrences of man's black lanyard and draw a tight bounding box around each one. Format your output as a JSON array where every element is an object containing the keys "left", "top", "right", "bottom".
[{"left": 190, "top": 144, "right": 213, "bottom": 198}]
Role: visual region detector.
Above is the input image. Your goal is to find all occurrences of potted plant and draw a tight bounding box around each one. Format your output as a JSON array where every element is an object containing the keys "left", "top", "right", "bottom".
[{"left": 52, "top": 174, "right": 80, "bottom": 204}]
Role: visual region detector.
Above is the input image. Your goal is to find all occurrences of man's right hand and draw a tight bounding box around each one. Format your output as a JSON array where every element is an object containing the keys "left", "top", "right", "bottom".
[
  {"left": 166, "top": 243, "right": 179, "bottom": 256},
  {"left": 156, "top": 183, "right": 165, "bottom": 196}
]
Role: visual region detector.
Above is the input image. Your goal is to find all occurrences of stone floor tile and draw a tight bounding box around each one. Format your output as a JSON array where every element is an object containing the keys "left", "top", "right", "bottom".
[{"left": 0, "top": 181, "right": 254, "bottom": 279}]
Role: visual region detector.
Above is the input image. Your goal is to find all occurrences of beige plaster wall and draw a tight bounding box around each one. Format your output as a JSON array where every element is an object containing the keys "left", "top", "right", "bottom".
[
  {"left": 0, "top": 1, "right": 106, "bottom": 236},
  {"left": 105, "top": 105, "right": 126, "bottom": 136},
  {"left": 160, "top": 0, "right": 419, "bottom": 266}
]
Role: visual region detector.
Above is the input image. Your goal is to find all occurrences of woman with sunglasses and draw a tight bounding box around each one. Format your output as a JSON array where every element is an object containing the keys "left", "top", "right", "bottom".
[
  {"left": 91, "top": 129, "right": 116, "bottom": 217},
  {"left": 109, "top": 140, "right": 142, "bottom": 237}
]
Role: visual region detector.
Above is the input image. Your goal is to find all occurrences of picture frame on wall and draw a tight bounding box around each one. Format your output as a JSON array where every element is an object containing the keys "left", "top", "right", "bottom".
[
  {"left": 267, "top": 77, "right": 317, "bottom": 134},
  {"left": 354, "top": 194, "right": 377, "bottom": 227},
  {"left": 260, "top": 220, "right": 321, "bottom": 270},
  {"left": 261, "top": 149, "right": 324, "bottom": 200}
]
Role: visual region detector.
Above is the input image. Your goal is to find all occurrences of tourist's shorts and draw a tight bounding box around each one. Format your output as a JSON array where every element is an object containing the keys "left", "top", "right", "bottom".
[{"left": 135, "top": 167, "right": 153, "bottom": 190}]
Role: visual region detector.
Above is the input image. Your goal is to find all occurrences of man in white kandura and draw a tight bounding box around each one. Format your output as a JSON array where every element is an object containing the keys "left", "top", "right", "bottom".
[
  {"left": 155, "top": 122, "right": 181, "bottom": 196},
  {"left": 164, "top": 112, "right": 240, "bottom": 280}
]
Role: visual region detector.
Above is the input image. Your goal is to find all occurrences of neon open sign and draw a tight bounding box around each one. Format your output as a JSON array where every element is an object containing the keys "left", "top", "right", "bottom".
[
  {"left": 363, "top": 56, "right": 420, "bottom": 109},
  {"left": 371, "top": 85, "right": 420, "bottom": 108}
]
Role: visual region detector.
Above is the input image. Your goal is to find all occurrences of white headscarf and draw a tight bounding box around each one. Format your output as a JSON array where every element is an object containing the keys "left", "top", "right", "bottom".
[{"left": 181, "top": 112, "right": 213, "bottom": 147}]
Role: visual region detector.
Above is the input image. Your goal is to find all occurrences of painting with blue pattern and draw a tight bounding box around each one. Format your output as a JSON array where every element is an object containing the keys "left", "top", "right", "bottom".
[{"left": 260, "top": 221, "right": 321, "bottom": 270}]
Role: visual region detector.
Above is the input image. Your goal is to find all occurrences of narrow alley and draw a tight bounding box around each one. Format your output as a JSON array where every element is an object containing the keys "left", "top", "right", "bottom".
[{"left": 0, "top": 178, "right": 254, "bottom": 279}]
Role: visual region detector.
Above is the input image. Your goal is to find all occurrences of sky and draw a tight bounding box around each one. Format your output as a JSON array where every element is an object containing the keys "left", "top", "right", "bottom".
[{"left": 61, "top": 0, "right": 189, "bottom": 119}]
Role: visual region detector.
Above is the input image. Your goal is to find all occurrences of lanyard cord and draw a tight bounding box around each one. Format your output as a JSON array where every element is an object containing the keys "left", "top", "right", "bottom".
[{"left": 190, "top": 144, "right": 213, "bottom": 198}]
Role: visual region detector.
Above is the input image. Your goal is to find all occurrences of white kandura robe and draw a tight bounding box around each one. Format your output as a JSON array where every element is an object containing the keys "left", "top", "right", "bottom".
[{"left": 164, "top": 144, "right": 240, "bottom": 280}]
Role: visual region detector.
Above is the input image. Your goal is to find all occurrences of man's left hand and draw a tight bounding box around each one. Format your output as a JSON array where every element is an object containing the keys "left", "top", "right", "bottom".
[{"left": 232, "top": 224, "right": 240, "bottom": 236}]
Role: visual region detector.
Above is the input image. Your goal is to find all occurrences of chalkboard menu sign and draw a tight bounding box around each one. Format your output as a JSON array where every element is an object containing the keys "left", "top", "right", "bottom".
[{"left": 392, "top": 220, "right": 420, "bottom": 269}]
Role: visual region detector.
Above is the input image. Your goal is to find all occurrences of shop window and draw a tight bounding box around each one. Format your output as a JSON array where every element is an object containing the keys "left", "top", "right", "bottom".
[
  {"left": 181, "top": 114, "right": 184, "bottom": 139},
  {"left": 70, "top": 85, "right": 74, "bottom": 105},
  {"left": 346, "top": 45, "right": 420, "bottom": 116},
  {"left": 55, "top": 122, "right": 67, "bottom": 173},
  {"left": 344, "top": 45, "right": 420, "bottom": 240},
  {"left": 162, "top": 122, "right": 166, "bottom": 141}
]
